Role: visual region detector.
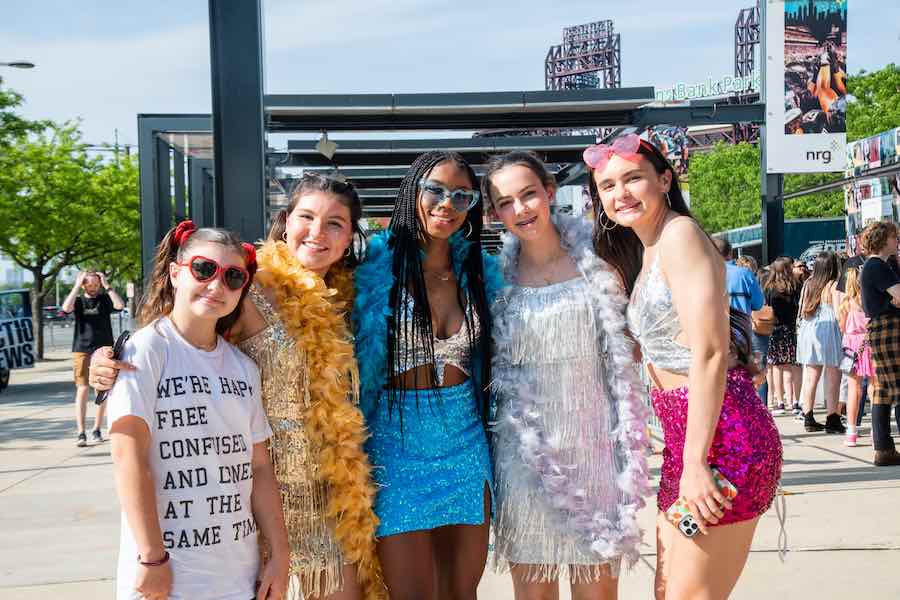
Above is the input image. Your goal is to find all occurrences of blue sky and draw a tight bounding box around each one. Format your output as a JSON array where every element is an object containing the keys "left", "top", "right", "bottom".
[{"left": 1, "top": 0, "right": 898, "bottom": 148}]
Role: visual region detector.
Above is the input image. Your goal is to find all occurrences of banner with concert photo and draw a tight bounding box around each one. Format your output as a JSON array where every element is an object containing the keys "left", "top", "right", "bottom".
[{"left": 765, "top": 0, "right": 848, "bottom": 173}]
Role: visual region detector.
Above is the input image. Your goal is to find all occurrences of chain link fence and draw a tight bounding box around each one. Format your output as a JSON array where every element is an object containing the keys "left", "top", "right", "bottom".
[{"left": 42, "top": 313, "right": 133, "bottom": 352}]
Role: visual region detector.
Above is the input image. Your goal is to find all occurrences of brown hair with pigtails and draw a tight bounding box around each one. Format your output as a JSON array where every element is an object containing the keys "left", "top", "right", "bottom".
[{"left": 137, "top": 220, "right": 257, "bottom": 336}]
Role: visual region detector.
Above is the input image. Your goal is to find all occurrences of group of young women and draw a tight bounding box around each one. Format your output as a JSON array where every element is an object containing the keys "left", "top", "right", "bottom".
[{"left": 91, "top": 135, "right": 783, "bottom": 600}]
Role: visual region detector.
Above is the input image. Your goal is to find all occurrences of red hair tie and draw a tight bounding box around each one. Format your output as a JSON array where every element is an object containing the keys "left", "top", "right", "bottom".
[
  {"left": 173, "top": 220, "right": 197, "bottom": 246},
  {"left": 242, "top": 243, "right": 257, "bottom": 268}
]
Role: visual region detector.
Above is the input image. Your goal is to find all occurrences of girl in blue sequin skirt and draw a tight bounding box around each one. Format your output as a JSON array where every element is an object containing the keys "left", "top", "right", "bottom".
[{"left": 354, "top": 151, "right": 504, "bottom": 599}]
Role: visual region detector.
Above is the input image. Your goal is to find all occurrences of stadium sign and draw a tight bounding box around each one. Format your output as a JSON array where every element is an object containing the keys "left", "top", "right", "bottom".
[{"left": 655, "top": 71, "right": 760, "bottom": 103}]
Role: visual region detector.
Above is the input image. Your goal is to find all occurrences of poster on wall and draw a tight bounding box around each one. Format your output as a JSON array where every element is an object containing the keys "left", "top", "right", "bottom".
[
  {"left": 648, "top": 126, "right": 690, "bottom": 176},
  {"left": 0, "top": 317, "right": 35, "bottom": 370},
  {"left": 765, "top": 0, "right": 848, "bottom": 173}
]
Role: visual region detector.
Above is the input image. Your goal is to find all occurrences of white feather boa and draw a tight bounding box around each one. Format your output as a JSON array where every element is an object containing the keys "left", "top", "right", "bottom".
[{"left": 491, "top": 211, "right": 652, "bottom": 566}]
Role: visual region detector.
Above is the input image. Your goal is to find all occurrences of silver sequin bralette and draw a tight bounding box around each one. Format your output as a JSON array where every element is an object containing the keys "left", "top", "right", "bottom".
[
  {"left": 394, "top": 289, "right": 481, "bottom": 385},
  {"left": 626, "top": 254, "right": 692, "bottom": 375}
]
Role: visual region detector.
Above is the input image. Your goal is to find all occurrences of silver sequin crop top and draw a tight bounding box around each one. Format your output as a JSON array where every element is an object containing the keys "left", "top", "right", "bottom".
[
  {"left": 395, "top": 289, "right": 481, "bottom": 385},
  {"left": 626, "top": 254, "right": 692, "bottom": 374}
]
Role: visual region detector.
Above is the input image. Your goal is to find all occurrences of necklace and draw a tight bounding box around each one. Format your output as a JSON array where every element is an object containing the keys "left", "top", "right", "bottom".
[
  {"left": 424, "top": 269, "right": 453, "bottom": 282},
  {"left": 521, "top": 246, "right": 569, "bottom": 286}
]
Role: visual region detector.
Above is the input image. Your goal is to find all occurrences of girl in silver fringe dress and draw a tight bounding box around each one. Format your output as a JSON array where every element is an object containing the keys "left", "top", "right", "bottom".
[{"left": 482, "top": 153, "right": 651, "bottom": 599}]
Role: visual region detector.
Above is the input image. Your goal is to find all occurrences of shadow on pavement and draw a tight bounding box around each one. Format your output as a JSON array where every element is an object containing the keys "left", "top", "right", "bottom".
[
  {"left": 0, "top": 415, "right": 75, "bottom": 444},
  {"left": 782, "top": 465, "right": 900, "bottom": 487},
  {"left": 0, "top": 381, "right": 72, "bottom": 409}
]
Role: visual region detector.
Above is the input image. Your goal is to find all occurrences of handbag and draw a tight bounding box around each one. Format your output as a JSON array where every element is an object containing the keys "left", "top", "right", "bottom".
[
  {"left": 751, "top": 305, "right": 776, "bottom": 336},
  {"left": 839, "top": 347, "right": 857, "bottom": 374}
]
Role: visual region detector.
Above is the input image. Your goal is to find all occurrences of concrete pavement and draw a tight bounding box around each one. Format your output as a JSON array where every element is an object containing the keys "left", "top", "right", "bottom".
[{"left": 2, "top": 352, "right": 898, "bottom": 599}]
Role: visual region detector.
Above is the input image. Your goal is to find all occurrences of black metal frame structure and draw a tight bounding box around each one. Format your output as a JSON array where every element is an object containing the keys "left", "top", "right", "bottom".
[{"left": 138, "top": 1, "right": 781, "bottom": 277}]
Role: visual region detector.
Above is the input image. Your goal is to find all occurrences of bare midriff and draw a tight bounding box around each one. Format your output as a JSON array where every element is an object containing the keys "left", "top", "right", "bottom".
[{"left": 392, "top": 364, "right": 469, "bottom": 390}]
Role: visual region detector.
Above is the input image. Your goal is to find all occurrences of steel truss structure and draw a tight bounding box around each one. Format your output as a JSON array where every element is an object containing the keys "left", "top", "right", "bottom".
[
  {"left": 545, "top": 20, "right": 621, "bottom": 91},
  {"left": 733, "top": 3, "right": 761, "bottom": 143}
]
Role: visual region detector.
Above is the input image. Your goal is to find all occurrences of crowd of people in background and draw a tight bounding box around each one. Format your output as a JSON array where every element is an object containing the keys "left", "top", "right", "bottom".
[{"left": 719, "top": 220, "right": 900, "bottom": 467}]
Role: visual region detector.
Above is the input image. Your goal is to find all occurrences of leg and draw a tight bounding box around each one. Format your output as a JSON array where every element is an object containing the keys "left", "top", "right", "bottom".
[
  {"left": 74, "top": 385, "right": 89, "bottom": 433},
  {"left": 871, "top": 404, "right": 896, "bottom": 452},
  {"left": 657, "top": 512, "right": 759, "bottom": 600},
  {"left": 432, "top": 483, "right": 491, "bottom": 600},
  {"left": 790, "top": 365, "right": 802, "bottom": 405},
  {"left": 846, "top": 374, "right": 861, "bottom": 438},
  {"left": 378, "top": 530, "right": 436, "bottom": 600},
  {"left": 859, "top": 378, "right": 869, "bottom": 425},
  {"left": 570, "top": 566, "right": 618, "bottom": 600},
  {"left": 510, "top": 567, "right": 559, "bottom": 600},
  {"left": 824, "top": 367, "right": 841, "bottom": 414},
  {"left": 771, "top": 366, "right": 785, "bottom": 408},
  {"left": 94, "top": 393, "right": 107, "bottom": 433},
  {"left": 766, "top": 366, "right": 775, "bottom": 407},
  {"left": 308, "top": 564, "right": 363, "bottom": 600},
  {"left": 72, "top": 352, "right": 90, "bottom": 434},
  {"left": 800, "top": 365, "right": 822, "bottom": 413}
]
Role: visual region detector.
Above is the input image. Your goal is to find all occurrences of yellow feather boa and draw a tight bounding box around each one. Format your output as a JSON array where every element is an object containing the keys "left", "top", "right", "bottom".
[{"left": 254, "top": 241, "right": 385, "bottom": 600}]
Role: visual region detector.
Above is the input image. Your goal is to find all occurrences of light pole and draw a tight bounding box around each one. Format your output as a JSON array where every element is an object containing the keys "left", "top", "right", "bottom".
[{"left": 0, "top": 61, "right": 35, "bottom": 69}]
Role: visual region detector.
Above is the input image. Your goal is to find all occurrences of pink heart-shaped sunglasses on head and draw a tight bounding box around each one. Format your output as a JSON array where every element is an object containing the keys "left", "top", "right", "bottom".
[{"left": 582, "top": 133, "right": 643, "bottom": 171}]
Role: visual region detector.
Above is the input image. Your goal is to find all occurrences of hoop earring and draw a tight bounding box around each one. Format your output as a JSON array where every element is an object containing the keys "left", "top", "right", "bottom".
[
  {"left": 598, "top": 211, "right": 618, "bottom": 232},
  {"left": 665, "top": 192, "right": 672, "bottom": 209},
  {"left": 465, "top": 221, "right": 474, "bottom": 238},
  {"left": 344, "top": 246, "right": 352, "bottom": 257},
  {"left": 282, "top": 231, "right": 288, "bottom": 242}
]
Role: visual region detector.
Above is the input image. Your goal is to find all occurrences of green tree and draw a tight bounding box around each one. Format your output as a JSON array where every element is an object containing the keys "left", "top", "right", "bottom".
[
  {"left": 689, "top": 142, "right": 843, "bottom": 233},
  {"left": 0, "top": 78, "right": 47, "bottom": 146},
  {"left": 846, "top": 63, "right": 900, "bottom": 142},
  {"left": 0, "top": 124, "right": 140, "bottom": 359}
]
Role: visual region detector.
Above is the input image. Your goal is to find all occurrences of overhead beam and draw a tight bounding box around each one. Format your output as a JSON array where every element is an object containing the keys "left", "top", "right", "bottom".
[
  {"left": 265, "top": 88, "right": 655, "bottom": 132},
  {"left": 632, "top": 101, "right": 765, "bottom": 128},
  {"left": 282, "top": 135, "right": 596, "bottom": 167}
]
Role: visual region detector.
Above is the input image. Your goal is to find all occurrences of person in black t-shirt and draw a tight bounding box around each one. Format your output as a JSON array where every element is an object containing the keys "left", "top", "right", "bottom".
[
  {"left": 859, "top": 221, "right": 900, "bottom": 466},
  {"left": 62, "top": 271, "right": 124, "bottom": 447}
]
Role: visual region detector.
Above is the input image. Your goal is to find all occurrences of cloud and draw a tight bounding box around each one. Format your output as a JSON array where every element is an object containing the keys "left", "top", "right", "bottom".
[{"left": 2, "top": 20, "right": 212, "bottom": 145}]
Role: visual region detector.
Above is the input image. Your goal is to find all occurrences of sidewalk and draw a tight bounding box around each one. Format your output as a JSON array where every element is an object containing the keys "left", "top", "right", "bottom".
[{"left": 2, "top": 353, "right": 898, "bottom": 599}]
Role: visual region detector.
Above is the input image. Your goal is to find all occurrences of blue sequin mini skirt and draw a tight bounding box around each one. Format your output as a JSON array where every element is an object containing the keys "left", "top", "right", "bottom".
[{"left": 365, "top": 381, "right": 493, "bottom": 537}]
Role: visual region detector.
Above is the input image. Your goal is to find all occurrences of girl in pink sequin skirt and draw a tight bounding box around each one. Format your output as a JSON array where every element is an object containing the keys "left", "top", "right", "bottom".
[
  {"left": 586, "top": 134, "right": 783, "bottom": 600},
  {"left": 651, "top": 368, "right": 782, "bottom": 524}
]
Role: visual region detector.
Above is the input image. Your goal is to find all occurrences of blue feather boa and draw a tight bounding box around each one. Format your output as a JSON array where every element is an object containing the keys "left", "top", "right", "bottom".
[{"left": 353, "top": 229, "right": 504, "bottom": 416}]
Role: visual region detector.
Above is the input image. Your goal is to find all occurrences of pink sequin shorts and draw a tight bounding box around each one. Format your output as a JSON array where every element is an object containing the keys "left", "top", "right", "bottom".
[{"left": 651, "top": 368, "right": 783, "bottom": 525}]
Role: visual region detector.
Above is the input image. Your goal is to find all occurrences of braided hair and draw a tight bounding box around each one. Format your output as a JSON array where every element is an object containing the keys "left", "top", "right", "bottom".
[{"left": 385, "top": 151, "right": 492, "bottom": 430}]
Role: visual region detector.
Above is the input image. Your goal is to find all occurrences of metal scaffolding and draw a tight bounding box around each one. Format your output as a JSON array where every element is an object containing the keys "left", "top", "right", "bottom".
[
  {"left": 733, "top": 3, "right": 761, "bottom": 143},
  {"left": 545, "top": 20, "right": 621, "bottom": 91}
]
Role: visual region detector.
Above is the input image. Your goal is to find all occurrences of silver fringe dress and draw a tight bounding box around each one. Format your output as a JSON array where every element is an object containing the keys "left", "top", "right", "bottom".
[{"left": 491, "top": 212, "right": 651, "bottom": 582}]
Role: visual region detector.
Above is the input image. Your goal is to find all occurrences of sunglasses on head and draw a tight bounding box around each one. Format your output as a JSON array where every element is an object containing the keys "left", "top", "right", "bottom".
[
  {"left": 418, "top": 179, "right": 480, "bottom": 213},
  {"left": 177, "top": 256, "right": 250, "bottom": 291}
]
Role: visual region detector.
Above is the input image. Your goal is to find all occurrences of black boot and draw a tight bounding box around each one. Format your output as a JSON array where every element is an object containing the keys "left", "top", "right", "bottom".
[
  {"left": 804, "top": 411, "right": 824, "bottom": 432},
  {"left": 874, "top": 449, "right": 900, "bottom": 467},
  {"left": 824, "top": 413, "right": 846, "bottom": 434}
]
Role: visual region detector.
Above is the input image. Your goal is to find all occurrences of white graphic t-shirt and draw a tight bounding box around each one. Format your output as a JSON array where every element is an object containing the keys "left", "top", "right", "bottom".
[{"left": 107, "top": 317, "right": 271, "bottom": 600}]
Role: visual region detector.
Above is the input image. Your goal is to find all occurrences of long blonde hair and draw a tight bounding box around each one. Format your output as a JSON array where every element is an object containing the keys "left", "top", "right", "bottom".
[{"left": 838, "top": 266, "right": 862, "bottom": 320}]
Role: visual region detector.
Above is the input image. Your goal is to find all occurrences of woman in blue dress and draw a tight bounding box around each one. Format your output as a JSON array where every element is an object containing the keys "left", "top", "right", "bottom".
[{"left": 353, "top": 151, "right": 503, "bottom": 599}]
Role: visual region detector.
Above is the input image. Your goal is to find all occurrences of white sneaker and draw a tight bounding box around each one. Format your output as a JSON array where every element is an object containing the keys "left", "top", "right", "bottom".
[{"left": 771, "top": 404, "right": 786, "bottom": 416}]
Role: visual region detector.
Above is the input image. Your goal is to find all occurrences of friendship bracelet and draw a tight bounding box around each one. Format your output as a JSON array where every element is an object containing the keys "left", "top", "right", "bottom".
[{"left": 137, "top": 551, "right": 170, "bottom": 567}]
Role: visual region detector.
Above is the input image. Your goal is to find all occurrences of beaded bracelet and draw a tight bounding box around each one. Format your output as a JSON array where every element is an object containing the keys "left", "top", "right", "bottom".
[{"left": 137, "top": 551, "right": 170, "bottom": 567}]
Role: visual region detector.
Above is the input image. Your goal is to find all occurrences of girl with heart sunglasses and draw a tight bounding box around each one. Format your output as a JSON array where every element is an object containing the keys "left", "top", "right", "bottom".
[{"left": 104, "top": 222, "right": 291, "bottom": 600}]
